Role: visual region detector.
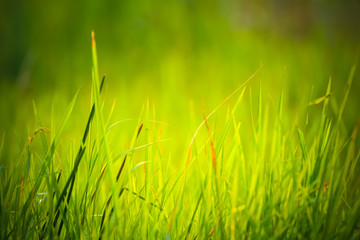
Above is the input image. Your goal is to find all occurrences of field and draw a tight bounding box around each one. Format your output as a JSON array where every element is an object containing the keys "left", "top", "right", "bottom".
[{"left": 1, "top": 1, "right": 360, "bottom": 239}]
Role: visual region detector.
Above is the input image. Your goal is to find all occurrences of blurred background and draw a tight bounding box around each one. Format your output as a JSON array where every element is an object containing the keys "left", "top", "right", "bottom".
[{"left": 1, "top": 0, "right": 360, "bottom": 160}]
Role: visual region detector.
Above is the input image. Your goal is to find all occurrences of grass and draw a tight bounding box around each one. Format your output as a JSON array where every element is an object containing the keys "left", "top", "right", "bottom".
[{"left": 1, "top": 32, "right": 360, "bottom": 239}]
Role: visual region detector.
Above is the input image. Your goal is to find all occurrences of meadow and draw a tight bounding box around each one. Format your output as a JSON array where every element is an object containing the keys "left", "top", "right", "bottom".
[{"left": 1, "top": 1, "right": 360, "bottom": 239}]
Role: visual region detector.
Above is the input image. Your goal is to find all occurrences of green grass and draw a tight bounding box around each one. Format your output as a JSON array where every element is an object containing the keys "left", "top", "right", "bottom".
[{"left": 1, "top": 32, "right": 360, "bottom": 239}]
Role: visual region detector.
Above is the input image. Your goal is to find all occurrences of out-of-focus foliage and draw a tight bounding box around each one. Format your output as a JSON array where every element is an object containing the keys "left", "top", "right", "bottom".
[{"left": 0, "top": 0, "right": 359, "bottom": 158}]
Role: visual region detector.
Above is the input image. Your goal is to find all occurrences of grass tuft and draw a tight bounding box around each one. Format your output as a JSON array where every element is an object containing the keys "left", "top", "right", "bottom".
[{"left": 1, "top": 33, "right": 359, "bottom": 239}]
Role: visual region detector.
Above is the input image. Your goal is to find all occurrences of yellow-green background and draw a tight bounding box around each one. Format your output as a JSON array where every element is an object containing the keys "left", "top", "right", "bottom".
[{"left": 1, "top": 0, "right": 359, "bottom": 160}]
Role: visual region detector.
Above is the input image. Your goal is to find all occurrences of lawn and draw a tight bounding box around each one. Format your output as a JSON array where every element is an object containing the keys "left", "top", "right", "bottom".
[{"left": 1, "top": 1, "right": 360, "bottom": 239}]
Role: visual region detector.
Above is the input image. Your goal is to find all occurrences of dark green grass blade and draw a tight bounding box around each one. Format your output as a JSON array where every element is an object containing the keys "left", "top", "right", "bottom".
[
  {"left": 185, "top": 192, "right": 203, "bottom": 239},
  {"left": 55, "top": 74, "right": 105, "bottom": 211},
  {"left": 56, "top": 146, "right": 86, "bottom": 235},
  {"left": 82, "top": 75, "right": 105, "bottom": 144},
  {"left": 38, "top": 76, "right": 105, "bottom": 237},
  {"left": 54, "top": 75, "right": 105, "bottom": 235}
]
